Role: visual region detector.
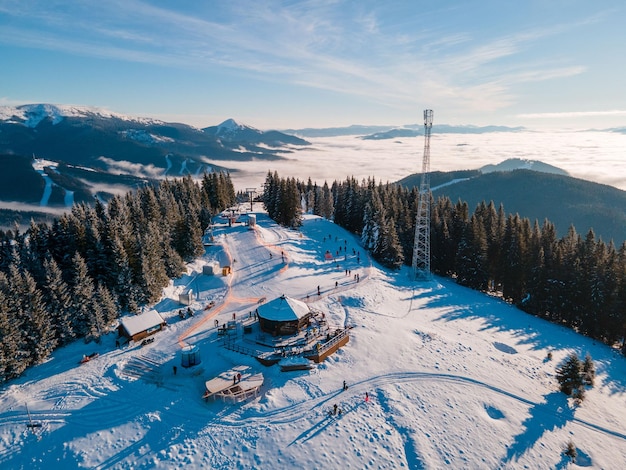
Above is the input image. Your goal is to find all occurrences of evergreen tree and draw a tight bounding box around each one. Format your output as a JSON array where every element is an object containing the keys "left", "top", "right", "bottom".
[
  {"left": 455, "top": 214, "right": 489, "bottom": 290},
  {"left": 582, "top": 353, "right": 596, "bottom": 386},
  {"left": 134, "top": 223, "right": 170, "bottom": 304},
  {"left": 68, "top": 252, "right": 98, "bottom": 339},
  {"left": 7, "top": 263, "right": 55, "bottom": 365},
  {"left": 320, "top": 181, "right": 334, "bottom": 219},
  {"left": 501, "top": 214, "right": 529, "bottom": 304},
  {"left": 24, "top": 269, "right": 56, "bottom": 363},
  {"left": 556, "top": 353, "right": 583, "bottom": 396},
  {"left": 0, "top": 280, "right": 28, "bottom": 381},
  {"left": 172, "top": 212, "right": 204, "bottom": 262},
  {"left": 97, "top": 283, "right": 120, "bottom": 327},
  {"left": 374, "top": 216, "right": 404, "bottom": 270},
  {"left": 43, "top": 257, "right": 75, "bottom": 346},
  {"left": 361, "top": 191, "right": 384, "bottom": 253}
]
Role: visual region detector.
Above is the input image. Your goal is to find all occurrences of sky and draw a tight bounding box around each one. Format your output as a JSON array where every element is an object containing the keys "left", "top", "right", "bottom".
[
  {"left": 1, "top": 0, "right": 626, "bottom": 130},
  {"left": 1, "top": 211, "right": 625, "bottom": 468}
]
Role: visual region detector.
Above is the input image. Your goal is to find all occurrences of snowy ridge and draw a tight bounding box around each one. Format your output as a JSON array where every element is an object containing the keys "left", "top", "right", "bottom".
[
  {"left": 119, "top": 129, "right": 175, "bottom": 144},
  {"left": 0, "top": 103, "right": 165, "bottom": 128}
]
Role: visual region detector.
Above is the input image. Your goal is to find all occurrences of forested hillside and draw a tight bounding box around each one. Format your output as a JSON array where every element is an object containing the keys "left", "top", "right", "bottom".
[
  {"left": 264, "top": 172, "right": 626, "bottom": 351},
  {"left": 399, "top": 169, "right": 626, "bottom": 244},
  {"left": 0, "top": 172, "right": 236, "bottom": 383}
]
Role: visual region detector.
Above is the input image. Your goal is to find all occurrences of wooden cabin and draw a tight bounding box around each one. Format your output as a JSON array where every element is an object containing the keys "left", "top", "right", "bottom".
[{"left": 118, "top": 310, "right": 166, "bottom": 342}]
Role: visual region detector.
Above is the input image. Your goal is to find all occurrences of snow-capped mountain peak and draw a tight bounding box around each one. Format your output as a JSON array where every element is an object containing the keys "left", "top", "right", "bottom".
[
  {"left": 215, "top": 118, "right": 257, "bottom": 135},
  {"left": 0, "top": 103, "right": 163, "bottom": 128}
]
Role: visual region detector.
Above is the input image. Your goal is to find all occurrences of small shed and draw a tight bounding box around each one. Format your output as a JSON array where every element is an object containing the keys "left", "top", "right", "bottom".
[
  {"left": 181, "top": 344, "right": 201, "bottom": 367},
  {"left": 257, "top": 295, "right": 312, "bottom": 336},
  {"left": 248, "top": 214, "right": 256, "bottom": 227},
  {"left": 179, "top": 289, "right": 194, "bottom": 305},
  {"left": 118, "top": 310, "right": 166, "bottom": 342},
  {"left": 203, "top": 263, "right": 218, "bottom": 276},
  {"left": 222, "top": 266, "right": 231, "bottom": 276}
]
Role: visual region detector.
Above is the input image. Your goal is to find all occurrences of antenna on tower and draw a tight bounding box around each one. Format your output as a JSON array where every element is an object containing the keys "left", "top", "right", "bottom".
[{"left": 412, "top": 109, "right": 433, "bottom": 280}]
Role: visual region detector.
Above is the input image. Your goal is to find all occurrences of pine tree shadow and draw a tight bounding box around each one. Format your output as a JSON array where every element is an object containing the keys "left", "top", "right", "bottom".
[{"left": 500, "top": 391, "right": 574, "bottom": 467}]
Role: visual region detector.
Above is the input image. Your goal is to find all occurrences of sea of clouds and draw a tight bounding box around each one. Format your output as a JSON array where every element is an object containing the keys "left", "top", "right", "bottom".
[{"left": 225, "top": 130, "right": 626, "bottom": 193}]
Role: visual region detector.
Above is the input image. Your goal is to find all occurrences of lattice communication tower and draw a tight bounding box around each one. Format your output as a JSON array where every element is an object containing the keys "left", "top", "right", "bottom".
[{"left": 411, "top": 109, "right": 433, "bottom": 280}]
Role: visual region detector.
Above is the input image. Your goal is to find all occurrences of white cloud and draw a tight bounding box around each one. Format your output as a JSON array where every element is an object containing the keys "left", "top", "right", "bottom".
[{"left": 518, "top": 110, "right": 626, "bottom": 119}]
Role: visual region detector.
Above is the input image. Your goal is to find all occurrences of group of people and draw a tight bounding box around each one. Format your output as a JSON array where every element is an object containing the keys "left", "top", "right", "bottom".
[
  {"left": 329, "top": 382, "right": 369, "bottom": 416},
  {"left": 178, "top": 307, "right": 194, "bottom": 319}
]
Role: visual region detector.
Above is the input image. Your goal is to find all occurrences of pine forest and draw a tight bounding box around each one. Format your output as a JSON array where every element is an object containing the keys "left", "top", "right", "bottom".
[{"left": 1, "top": 169, "right": 625, "bottom": 384}]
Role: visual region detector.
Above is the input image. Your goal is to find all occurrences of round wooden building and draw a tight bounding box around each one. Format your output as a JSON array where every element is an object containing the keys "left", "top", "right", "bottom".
[{"left": 257, "top": 295, "right": 312, "bottom": 336}]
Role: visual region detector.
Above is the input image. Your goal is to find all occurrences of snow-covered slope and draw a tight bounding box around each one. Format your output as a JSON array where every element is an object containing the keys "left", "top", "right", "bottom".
[{"left": 1, "top": 208, "right": 624, "bottom": 469}]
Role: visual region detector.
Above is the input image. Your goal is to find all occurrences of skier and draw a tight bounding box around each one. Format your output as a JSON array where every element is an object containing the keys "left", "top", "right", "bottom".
[
  {"left": 343, "top": 380, "right": 348, "bottom": 391},
  {"left": 333, "top": 404, "right": 338, "bottom": 415},
  {"left": 365, "top": 391, "right": 369, "bottom": 402}
]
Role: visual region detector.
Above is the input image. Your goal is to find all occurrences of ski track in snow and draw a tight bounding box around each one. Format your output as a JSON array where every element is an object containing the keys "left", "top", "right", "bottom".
[{"left": 200, "top": 370, "right": 626, "bottom": 442}]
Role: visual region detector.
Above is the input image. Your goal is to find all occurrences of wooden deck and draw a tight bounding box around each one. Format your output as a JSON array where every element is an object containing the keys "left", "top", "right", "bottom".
[{"left": 305, "top": 328, "right": 350, "bottom": 363}]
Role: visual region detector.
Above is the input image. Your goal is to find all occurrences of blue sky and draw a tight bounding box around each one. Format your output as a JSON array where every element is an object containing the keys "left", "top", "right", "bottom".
[{"left": 1, "top": 0, "right": 625, "bottom": 130}]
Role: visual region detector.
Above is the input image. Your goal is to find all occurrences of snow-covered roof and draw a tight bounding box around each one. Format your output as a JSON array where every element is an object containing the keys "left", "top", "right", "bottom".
[
  {"left": 257, "top": 295, "right": 310, "bottom": 322},
  {"left": 120, "top": 310, "right": 165, "bottom": 336}
]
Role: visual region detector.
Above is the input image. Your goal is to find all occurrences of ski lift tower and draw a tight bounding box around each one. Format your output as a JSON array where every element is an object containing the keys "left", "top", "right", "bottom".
[
  {"left": 412, "top": 109, "right": 433, "bottom": 280},
  {"left": 245, "top": 188, "right": 257, "bottom": 211}
]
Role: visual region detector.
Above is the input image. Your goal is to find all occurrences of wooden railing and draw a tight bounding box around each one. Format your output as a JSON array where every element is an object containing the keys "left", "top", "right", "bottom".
[{"left": 316, "top": 327, "right": 351, "bottom": 355}]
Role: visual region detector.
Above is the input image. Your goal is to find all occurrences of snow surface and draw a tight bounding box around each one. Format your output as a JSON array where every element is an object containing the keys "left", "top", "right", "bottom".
[
  {"left": 1, "top": 207, "right": 626, "bottom": 469},
  {"left": 31, "top": 159, "right": 74, "bottom": 208}
]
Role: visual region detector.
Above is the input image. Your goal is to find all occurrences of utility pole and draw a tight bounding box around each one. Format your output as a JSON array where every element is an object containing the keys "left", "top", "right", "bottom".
[{"left": 412, "top": 109, "right": 433, "bottom": 280}]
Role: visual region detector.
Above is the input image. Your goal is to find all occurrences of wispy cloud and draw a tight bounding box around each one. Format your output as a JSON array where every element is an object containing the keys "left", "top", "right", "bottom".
[
  {"left": 0, "top": 0, "right": 615, "bottom": 120},
  {"left": 518, "top": 110, "right": 626, "bottom": 119}
]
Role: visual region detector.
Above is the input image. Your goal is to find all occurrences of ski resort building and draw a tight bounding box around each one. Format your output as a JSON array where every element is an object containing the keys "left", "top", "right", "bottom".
[
  {"left": 257, "top": 295, "right": 312, "bottom": 336},
  {"left": 118, "top": 310, "right": 167, "bottom": 342}
]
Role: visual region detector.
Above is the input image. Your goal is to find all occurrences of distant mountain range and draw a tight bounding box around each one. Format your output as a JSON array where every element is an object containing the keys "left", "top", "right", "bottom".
[
  {"left": 284, "top": 123, "right": 525, "bottom": 138},
  {"left": 0, "top": 104, "right": 623, "bottom": 244},
  {"left": 397, "top": 160, "right": 626, "bottom": 244},
  {"left": 0, "top": 104, "right": 310, "bottom": 227},
  {"left": 0, "top": 104, "right": 309, "bottom": 171}
]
